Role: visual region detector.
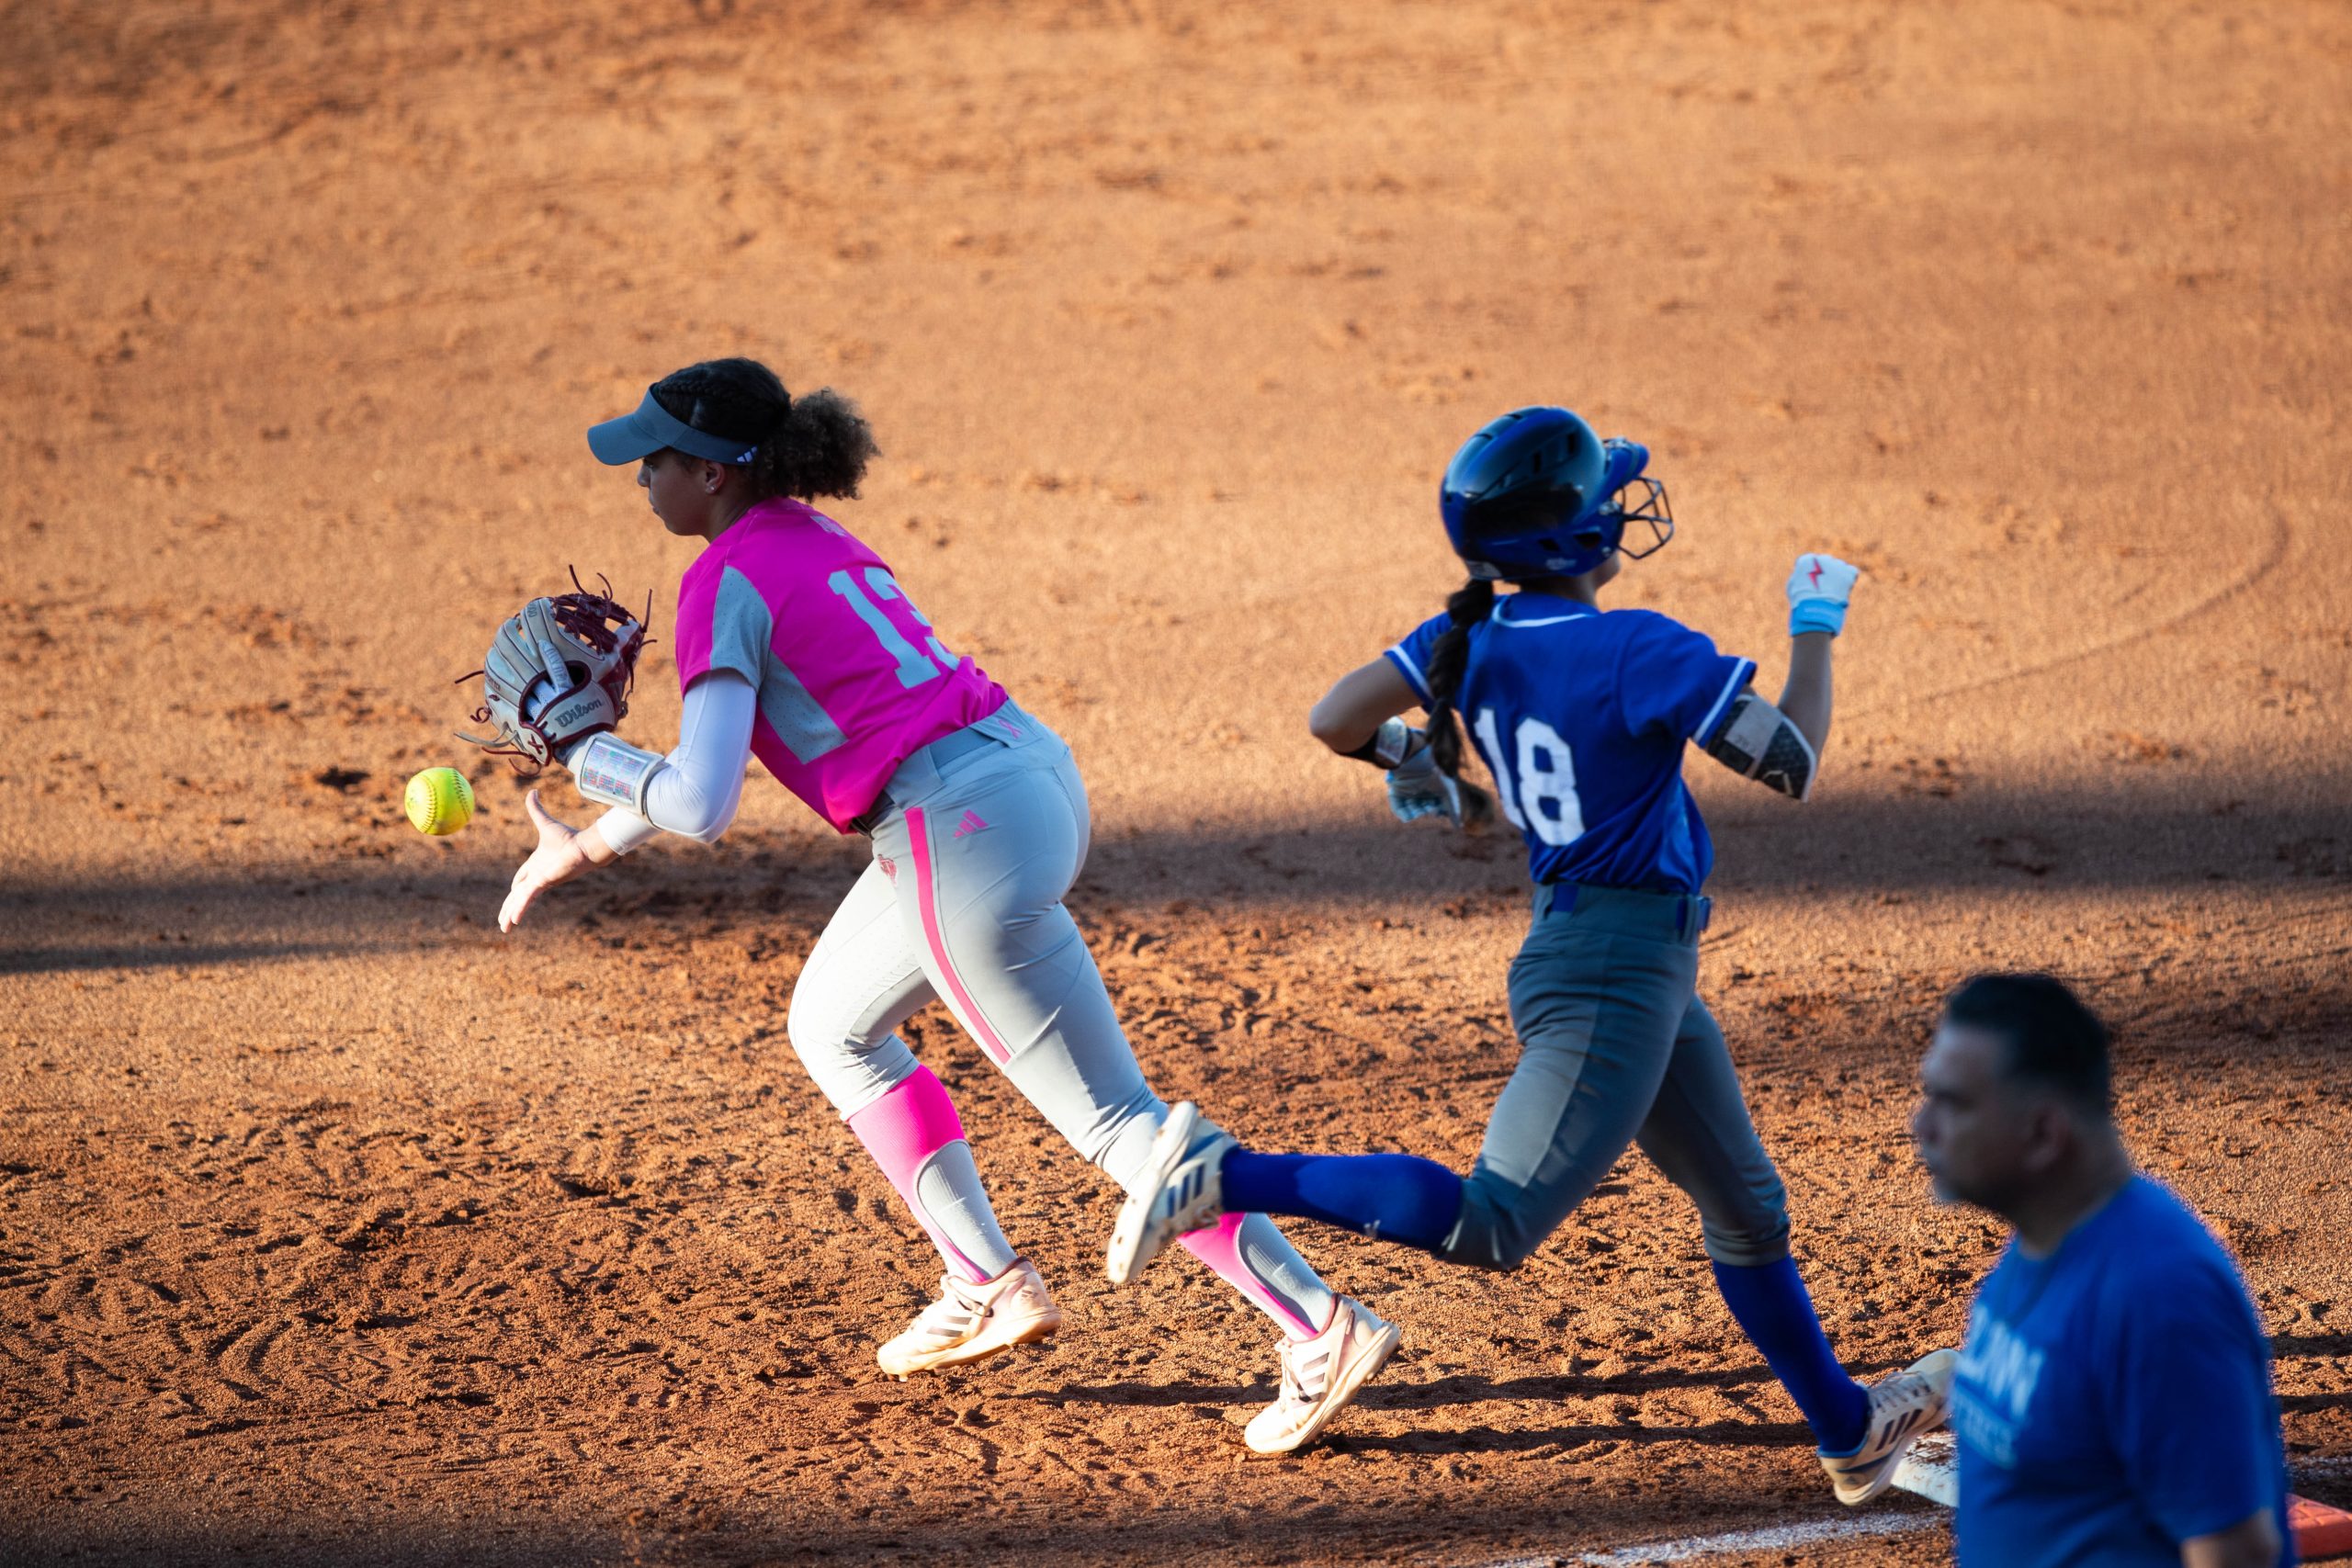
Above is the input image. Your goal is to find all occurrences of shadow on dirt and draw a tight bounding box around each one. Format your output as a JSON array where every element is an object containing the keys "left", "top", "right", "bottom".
[
  {"left": 1007, "top": 1356, "right": 1920, "bottom": 1418},
  {"left": 0, "top": 1486, "right": 1945, "bottom": 1568},
  {"left": 2273, "top": 1333, "right": 2352, "bottom": 1359},
  {"left": 6, "top": 785, "right": 2347, "bottom": 976},
  {"left": 0, "top": 942, "right": 358, "bottom": 976}
]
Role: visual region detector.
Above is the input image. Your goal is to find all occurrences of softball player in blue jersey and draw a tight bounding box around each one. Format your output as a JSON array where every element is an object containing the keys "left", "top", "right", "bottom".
[{"left": 1108, "top": 406, "right": 1956, "bottom": 1496}]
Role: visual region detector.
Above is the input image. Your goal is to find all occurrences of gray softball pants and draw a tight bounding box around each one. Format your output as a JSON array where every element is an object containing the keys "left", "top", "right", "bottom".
[
  {"left": 783, "top": 702, "right": 1332, "bottom": 1330},
  {"left": 1441, "top": 882, "right": 1792, "bottom": 1272}
]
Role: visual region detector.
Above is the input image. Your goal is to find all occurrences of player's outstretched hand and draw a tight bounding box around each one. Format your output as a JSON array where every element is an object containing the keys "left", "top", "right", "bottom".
[
  {"left": 1786, "top": 552, "right": 1861, "bottom": 637},
  {"left": 499, "top": 789, "right": 592, "bottom": 931}
]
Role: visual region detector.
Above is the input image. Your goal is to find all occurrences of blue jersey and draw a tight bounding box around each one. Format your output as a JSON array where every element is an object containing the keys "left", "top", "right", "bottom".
[
  {"left": 1385, "top": 592, "right": 1754, "bottom": 892},
  {"left": 1952, "top": 1175, "right": 2293, "bottom": 1568}
]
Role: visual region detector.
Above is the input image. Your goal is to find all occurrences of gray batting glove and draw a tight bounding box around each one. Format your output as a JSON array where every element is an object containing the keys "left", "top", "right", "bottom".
[{"left": 1387, "top": 744, "right": 1468, "bottom": 828}]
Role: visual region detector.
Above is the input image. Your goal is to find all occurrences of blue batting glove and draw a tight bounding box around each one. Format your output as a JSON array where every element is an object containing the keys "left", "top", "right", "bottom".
[{"left": 1786, "top": 552, "right": 1861, "bottom": 637}]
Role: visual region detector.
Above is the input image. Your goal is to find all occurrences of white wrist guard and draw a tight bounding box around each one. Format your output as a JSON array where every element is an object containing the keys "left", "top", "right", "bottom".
[{"left": 570, "top": 733, "right": 668, "bottom": 814}]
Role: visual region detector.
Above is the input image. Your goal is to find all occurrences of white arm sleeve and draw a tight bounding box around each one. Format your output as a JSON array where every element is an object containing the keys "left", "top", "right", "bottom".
[{"left": 592, "top": 670, "right": 757, "bottom": 852}]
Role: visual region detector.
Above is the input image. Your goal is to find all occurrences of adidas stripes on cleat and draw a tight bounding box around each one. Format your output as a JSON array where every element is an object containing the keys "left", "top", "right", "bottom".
[
  {"left": 1820, "top": 1348, "right": 1960, "bottom": 1505},
  {"left": 1104, "top": 1101, "right": 1235, "bottom": 1286},
  {"left": 1243, "top": 1296, "right": 1402, "bottom": 1455},
  {"left": 876, "top": 1258, "right": 1062, "bottom": 1379}
]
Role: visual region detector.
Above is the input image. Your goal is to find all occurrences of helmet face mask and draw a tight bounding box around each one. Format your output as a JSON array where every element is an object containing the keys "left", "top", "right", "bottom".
[
  {"left": 1608, "top": 468, "right": 1676, "bottom": 562},
  {"left": 1441, "top": 408, "right": 1674, "bottom": 581}
]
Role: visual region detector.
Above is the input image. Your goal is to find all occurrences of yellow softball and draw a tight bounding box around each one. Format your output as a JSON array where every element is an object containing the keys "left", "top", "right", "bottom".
[{"left": 403, "top": 766, "right": 475, "bottom": 836}]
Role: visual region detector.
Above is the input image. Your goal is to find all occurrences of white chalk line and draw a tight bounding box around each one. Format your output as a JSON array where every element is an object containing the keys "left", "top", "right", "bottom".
[
  {"left": 1575, "top": 1511, "right": 1942, "bottom": 1565},
  {"left": 1458, "top": 1442, "right": 1953, "bottom": 1568},
  {"left": 1468, "top": 1438, "right": 2352, "bottom": 1567}
]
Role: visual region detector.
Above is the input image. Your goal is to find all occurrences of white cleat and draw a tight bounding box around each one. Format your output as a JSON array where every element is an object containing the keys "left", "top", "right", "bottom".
[
  {"left": 1243, "top": 1295, "right": 1403, "bottom": 1455},
  {"left": 1820, "top": 1348, "right": 1959, "bottom": 1505},
  {"left": 1104, "top": 1101, "right": 1235, "bottom": 1286},
  {"left": 876, "top": 1258, "right": 1062, "bottom": 1379}
]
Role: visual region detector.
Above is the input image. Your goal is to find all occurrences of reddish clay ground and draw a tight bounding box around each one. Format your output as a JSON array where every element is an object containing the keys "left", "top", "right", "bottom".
[{"left": 4, "top": 3, "right": 2347, "bottom": 1563}]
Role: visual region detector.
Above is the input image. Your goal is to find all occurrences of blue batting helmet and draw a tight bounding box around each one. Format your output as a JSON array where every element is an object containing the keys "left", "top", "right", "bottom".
[{"left": 1438, "top": 406, "right": 1674, "bottom": 581}]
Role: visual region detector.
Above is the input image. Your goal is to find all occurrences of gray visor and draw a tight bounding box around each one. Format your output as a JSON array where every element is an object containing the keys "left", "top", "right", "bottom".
[{"left": 586, "top": 388, "right": 763, "bottom": 466}]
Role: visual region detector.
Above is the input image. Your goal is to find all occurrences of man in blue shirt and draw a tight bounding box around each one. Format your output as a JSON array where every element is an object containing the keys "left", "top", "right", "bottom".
[{"left": 1914, "top": 973, "right": 2292, "bottom": 1567}]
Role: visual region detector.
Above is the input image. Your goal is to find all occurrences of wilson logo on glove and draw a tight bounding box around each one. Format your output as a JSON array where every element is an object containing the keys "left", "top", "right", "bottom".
[{"left": 454, "top": 569, "right": 653, "bottom": 774}]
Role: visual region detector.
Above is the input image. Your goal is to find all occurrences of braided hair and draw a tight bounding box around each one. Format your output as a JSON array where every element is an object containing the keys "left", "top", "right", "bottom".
[
  {"left": 650, "top": 356, "right": 878, "bottom": 500},
  {"left": 1421, "top": 578, "right": 1498, "bottom": 827}
]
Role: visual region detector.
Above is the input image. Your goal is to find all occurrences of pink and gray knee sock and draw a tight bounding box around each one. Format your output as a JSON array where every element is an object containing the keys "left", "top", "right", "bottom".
[
  {"left": 847, "top": 1068, "right": 1338, "bottom": 1341},
  {"left": 845, "top": 1066, "right": 1018, "bottom": 1284},
  {"left": 1181, "top": 1212, "right": 1337, "bottom": 1342}
]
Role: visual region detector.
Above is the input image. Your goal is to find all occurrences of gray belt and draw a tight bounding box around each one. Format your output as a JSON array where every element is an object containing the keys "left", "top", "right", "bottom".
[
  {"left": 1533, "top": 880, "right": 1713, "bottom": 944},
  {"left": 849, "top": 725, "right": 1001, "bottom": 836}
]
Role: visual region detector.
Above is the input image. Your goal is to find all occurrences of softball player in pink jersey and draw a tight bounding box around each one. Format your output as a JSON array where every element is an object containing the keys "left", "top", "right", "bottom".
[{"left": 495, "top": 357, "right": 1399, "bottom": 1452}]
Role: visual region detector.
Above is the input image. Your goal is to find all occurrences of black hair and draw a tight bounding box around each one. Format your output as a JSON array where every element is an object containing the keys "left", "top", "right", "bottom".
[
  {"left": 1943, "top": 972, "right": 2112, "bottom": 1117},
  {"left": 1420, "top": 578, "right": 1498, "bottom": 828},
  {"left": 650, "top": 356, "right": 878, "bottom": 500}
]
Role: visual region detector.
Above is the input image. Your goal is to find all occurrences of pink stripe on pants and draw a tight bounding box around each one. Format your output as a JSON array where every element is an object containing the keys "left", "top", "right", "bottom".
[{"left": 904, "top": 806, "right": 1012, "bottom": 1065}]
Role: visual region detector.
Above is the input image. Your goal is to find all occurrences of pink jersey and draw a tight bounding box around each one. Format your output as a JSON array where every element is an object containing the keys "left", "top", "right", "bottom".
[{"left": 673, "top": 498, "right": 1008, "bottom": 832}]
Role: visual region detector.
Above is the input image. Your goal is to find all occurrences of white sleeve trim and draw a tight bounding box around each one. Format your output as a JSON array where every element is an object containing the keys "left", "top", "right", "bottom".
[
  {"left": 593, "top": 670, "right": 757, "bottom": 851},
  {"left": 1384, "top": 643, "right": 1433, "bottom": 705},
  {"left": 1694, "top": 659, "right": 1758, "bottom": 743}
]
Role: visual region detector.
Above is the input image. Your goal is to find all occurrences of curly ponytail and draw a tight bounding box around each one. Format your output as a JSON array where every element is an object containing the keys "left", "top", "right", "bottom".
[
  {"left": 762, "top": 388, "right": 877, "bottom": 500},
  {"left": 650, "top": 356, "right": 879, "bottom": 501},
  {"left": 1423, "top": 578, "right": 1498, "bottom": 827}
]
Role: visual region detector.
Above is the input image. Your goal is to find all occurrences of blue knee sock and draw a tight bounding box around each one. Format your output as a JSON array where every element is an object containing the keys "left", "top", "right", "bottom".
[
  {"left": 1221, "top": 1150, "right": 1464, "bottom": 1254},
  {"left": 1712, "top": 1258, "right": 1871, "bottom": 1453}
]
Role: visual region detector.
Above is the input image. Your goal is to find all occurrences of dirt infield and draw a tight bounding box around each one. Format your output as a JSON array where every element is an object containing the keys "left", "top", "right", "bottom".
[{"left": 4, "top": 3, "right": 2347, "bottom": 1563}]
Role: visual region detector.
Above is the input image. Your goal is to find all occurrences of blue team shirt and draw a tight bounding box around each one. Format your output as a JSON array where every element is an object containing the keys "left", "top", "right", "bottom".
[
  {"left": 1385, "top": 592, "right": 1754, "bottom": 891},
  {"left": 1952, "top": 1175, "right": 2293, "bottom": 1568}
]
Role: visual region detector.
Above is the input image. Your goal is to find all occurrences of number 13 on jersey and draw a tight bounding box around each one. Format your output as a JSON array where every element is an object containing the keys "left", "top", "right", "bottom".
[
  {"left": 1474, "top": 707, "right": 1587, "bottom": 845},
  {"left": 829, "top": 567, "right": 957, "bottom": 688}
]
